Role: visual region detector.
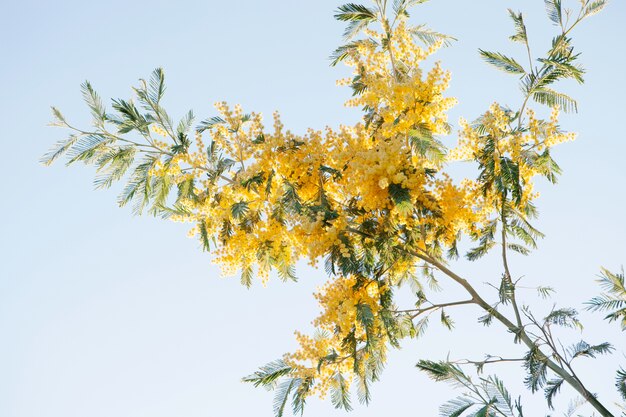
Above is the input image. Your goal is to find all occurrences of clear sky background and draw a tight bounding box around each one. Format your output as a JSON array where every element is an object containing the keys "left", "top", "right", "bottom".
[{"left": 1, "top": 1, "right": 625, "bottom": 416}]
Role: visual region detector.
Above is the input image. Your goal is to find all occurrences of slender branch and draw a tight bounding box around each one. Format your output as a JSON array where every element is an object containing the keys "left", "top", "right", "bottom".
[
  {"left": 517, "top": 9, "right": 587, "bottom": 129},
  {"left": 219, "top": 174, "right": 235, "bottom": 185},
  {"left": 500, "top": 203, "right": 523, "bottom": 329},
  {"left": 379, "top": 13, "right": 400, "bottom": 79},
  {"left": 387, "top": 36, "right": 399, "bottom": 78},
  {"left": 393, "top": 244, "right": 615, "bottom": 417},
  {"left": 539, "top": 322, "right": 595, "bottom": 404},
  {"left": 394, "top": 298, "right": 475, "bottom": 319},
  {"left": 524, "top": 36, "right": 534, "bottom": 77},
  {"left": 451, "top": 356, "right": 525, "bottom": 367},
  {"left": 140, "top": 83, "right": 177, "bottom": 142},
  {"left": 65, "top": 123, "right": 162, "bottom": 152}
]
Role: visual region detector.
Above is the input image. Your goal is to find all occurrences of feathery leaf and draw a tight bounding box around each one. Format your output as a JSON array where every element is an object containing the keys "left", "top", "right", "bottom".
[{"left": 479, "top": 50, "right": 526, "bottom": 75}]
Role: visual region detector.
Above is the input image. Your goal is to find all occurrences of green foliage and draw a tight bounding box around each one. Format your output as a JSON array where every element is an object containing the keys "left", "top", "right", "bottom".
[
  {"left": 334, "top": 3, "right": 377, "bottom": 39},
  {"left": 440, "top": 398, "right": 475, "bottom": 417},
  {"left": 41, "top": 133, "right": 80, "bottom": 166},
  {"left": 479, "top": 0, "right": 606, "bottom": 114},
  {"left": 479, "top": 50, "right": 526, "bottom": 75},
  {"left": 197, "top": 116, "right": 226, "bottom": 133},
  {"left": 440, "top": 309, "right": 454, "bottom": 330},
  {"left": 532, "top": 88, "right": 577, "bottom": 113},
  {"left": 274, "top": 379, "right": 296, "bottom": 417},
  {"left": 544, "top": 0, "right": 563, "bottom": 26},
  {"left": 586, "top": 267, "right": 626, "bottom": 329},
  {"left": 292, "top": 377, "right": 314, "bottom": 415},
  {"left": 331, "top": 0, "right": 453, "bottom": 70},
  {"left": 147, "top": 67, "right": 166, "bottom": 104},
  {"left": 93, "top": 146, "right": 137, "bottom": 189},
  {"left": 43, "top": 68, "right": 201, "bottom": 218},
  {"left": 523, "top": 345, "right": 548, "bottom": 393},
  {"left": 583, "top": 0, "right": 608, "bottom": 17},
  {"left": 407, "top": 24, "right": 455, "bottom": 47},
  {"left": 566, "top": 340, "right": 614, "bottom": 360},
  {"left": 616, "top": 368, "right": 626, "bottom": 401},
  {"left": 543, "top": 307, "right": 582, "bottom": 330},
  {"left": 231, "top": 201, "right": 250, "bottom": 219},
  {"left": 498, "top": 274, "right": 515, "bottom": 305},
  {"left": 388, "top": 183, "right": 413, "bottom": 215},
  {"left": 418, "top": 362, "right": 523, "bottom": 417},
  {"left": 537, "top": 286, "right": 555, "bottom": 299},
  {"left": 392, "top": 0, "right": 429, "bottom": 18},
  {"left": 466, "top": 220, "right": 497, "bottom": 261},
  {"left": 243, "top": 359, "right": 293, "bottom": 388},
  {"left": 508, "top": 9, "right": 528, "bottom": 44},
  {"left": 330, "top": 39, "right": 378, "bottom": 66},
  {"left": 240, "top": 265, "right": 254, "bottom": 288},
  {"left": 409, "top": 124, "right": 446, "bottom": 163},
  {"left": 544, "top": 378, "right": 564, "bottom": 409},
  {"left": 330, "top": 373, "right": 353, "bottom": 411},
  {"left": 417, "top": 360, "right": 463, "bottom": 384},
  {"left": 245, "top": 367, "right": 314, "bottom": 417},
  {"left": 334, "top": 3, "right": 377, "bottom": 22},
  {"left": 81, "top": 81, "right": 106, "bottom": 126}
]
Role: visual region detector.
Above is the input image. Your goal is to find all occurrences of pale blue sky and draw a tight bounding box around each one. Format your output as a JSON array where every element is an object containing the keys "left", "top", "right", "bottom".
[{"left": 1, "top": 1, "right": 625, "bottom": 416}]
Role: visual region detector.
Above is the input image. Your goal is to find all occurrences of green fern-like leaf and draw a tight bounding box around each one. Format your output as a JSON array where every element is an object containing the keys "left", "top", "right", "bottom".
[
  {"left": 330, "top": 373, "right": 353, "bottom": 411},
  {"left": 93, "top": 146, "right": 137, "bottom": 189},
  {"left": 440, "top": 397, "right": 475, "bottom": 417},
  {"left": 508, "top": 9, "right": 527, "bottom": 44},
  {"left": 292, "top": 376, "right": 313, "bottom": 416},
  {"left": 147, "top": 67, "right": 166, "bottom": 104},
  {"left": 440, "top": 309, "right": 455, "bottom": 330},
  {"left": 532, "top": 88, "right": 578, "bottom": 113},
  {"left": 41, "top": 133, "right": 80, "bottom": 166},
  {"left": 479, "top": 50, "right": 526, "bottom": 75},
  {"left": 567, "top": 340, "right": 614, "bottom": 360},
  {"left": 197, "top": 116, "right": 226, "bottom": 133},
  {"left": 543, "top": 307, "right": 582, "bottom": 329},
  {"left": 343, "top": 19, "right": 372, "bottom": 40},
  {"left": 329, "top": 39, "right": 378, "bottom": 66},
  {"left": 240, "top": 265, "right": 254, "bottom": 287},
  {"left": 583, "top": 0, "right": 607, "bottom": 18},
  {"left": 408, "top": 24, "right": 456, "bottom": 47},
  {"left": 273, "top": 378, "right": 296, "bottom": 417},
  {"left": 586, "top": 267, "right": 626, "bottom": 329},
  {"left": 544, "top": 0, "right": 562, "bottom": 26},
  {"left": 388, "top": 183, "right": 413, "bottom": 215},
  {"left": 523, "top": 345, "right": 548, "bottom": 392},
  {"left": 243, "top": 359, "right": 293, "bottom": 388},
  {"left": 334, "top": 3, "right": 377, "bottom": 22},
  {"left": 616, "top": 368, "right": 626, "bottom": 401},
  {"left": 66, "top": 134, "right": 114, "bottom": 164},
  {"left": 81, "top": 81, "right": 106, "bottom": 125},
  {"left": 544, "top": 378, "right": 564, "bottom": 409},
  {"left": 409, "top": 125, "right": 446, "bottom": 163},
  {"left": 537, "top": 286, "right": 555, "bottom": 299}
]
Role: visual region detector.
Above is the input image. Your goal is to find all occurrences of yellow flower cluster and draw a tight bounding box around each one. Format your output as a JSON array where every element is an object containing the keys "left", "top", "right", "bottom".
[
  {"left": 343, "top": 20, "right": 456, "bottom": 139},
  {"left": 134, "top": 18, "right": 582, "bottom": 402},
  {"left": 138, "top": 29, "right": 534, "bottom": 405},
  {"left": 143, "top": 20, "right": 475, "bottom": 284},
  {"left": 128, "top": 12, "right": 580, "bottom": 403},
  {"left": 151, "top": 125, "right": 168, "bottom": 137},
  {"left": 284, "top": 275, "right": 387, "bottom": 398},
  {"left": 433, "top": 174, "right": 483, "bottom": 244},
  {"left": 450, "top": 103, "right": 576, "bottom": 210}
]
